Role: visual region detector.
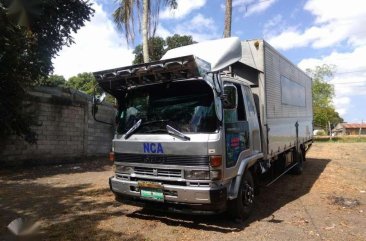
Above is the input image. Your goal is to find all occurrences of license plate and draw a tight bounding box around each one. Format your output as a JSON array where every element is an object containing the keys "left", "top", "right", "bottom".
[
  {"left": 140, "top": 188, "right": 164, "bottom": 202},
  {"left": 138, "top": 181, "right": 163, "bottom": 189}
]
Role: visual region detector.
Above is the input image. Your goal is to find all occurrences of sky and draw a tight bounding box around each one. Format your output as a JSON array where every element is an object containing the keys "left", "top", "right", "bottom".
[{"left": 52, "top": 0, "right": 366, "bottom": 123}]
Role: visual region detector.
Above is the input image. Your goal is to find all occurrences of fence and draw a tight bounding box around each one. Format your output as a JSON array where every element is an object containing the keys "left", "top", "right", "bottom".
[{"left": 0, "top": 87, "right": 116, "bottom": 167}]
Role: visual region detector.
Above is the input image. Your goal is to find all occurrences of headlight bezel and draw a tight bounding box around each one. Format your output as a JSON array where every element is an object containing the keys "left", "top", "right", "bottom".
[
  {"left": 115, "top": 165, "right": 134, "bottom": 174},
  {"left": 184, "top": 170, "right": 210, "bottom": 180}
]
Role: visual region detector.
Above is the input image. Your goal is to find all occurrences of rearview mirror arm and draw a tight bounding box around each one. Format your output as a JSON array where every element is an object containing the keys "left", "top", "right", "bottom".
[{"left": 92, "top": 84, "right": 114, "bottom": 126}]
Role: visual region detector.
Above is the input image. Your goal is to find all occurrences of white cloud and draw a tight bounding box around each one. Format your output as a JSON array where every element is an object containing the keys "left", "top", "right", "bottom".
[
  {"left": 233, "top": 0, "right": 277, "bottom": 17},
  {"left": 155, "top": 24, "right": 173, "bottom": 39},
  {"left": 299, "top": 46, "right": 366, "bottom": 74},
  {"left": 304, "top": 0, "right": 366, "bottom": 24},
  {"left": 268, "top": 0, "right": 366, "bottom": 50},
  {"left": 263, "top": 14, "right": 285, "bottom": 37},
  {"left": 160, "top": 0, "right": 206, "bottom": 19},
  {"left": 174, "top": 14, "right": 219, "bottom": 42},
  {"left": 158, "top": 13, "right": 219, "bottom": 42},
  {"left": 246, "top": 0, "right": 277, "bottom": 16},
  {"left": 52, "top": 1, "right": 134, "bottom": 79},
  {"left": 298, "top": 46, "right": 366, "bottom": 116},
  {"left": 187, "top": 14, "right": 216, "bottom": 32},
  {"left": 333, "top": 97, "right": 350, "bottom": 116}
]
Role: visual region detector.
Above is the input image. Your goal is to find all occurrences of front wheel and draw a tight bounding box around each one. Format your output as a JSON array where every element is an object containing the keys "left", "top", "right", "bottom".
[{"left": 228, "top": 170, "right": 255, "bottom": 220}]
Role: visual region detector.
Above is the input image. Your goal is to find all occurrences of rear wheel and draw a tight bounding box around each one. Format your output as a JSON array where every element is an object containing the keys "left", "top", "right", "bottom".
[
  {"left": 228, "top": 170, "right": 255, "bottom": 220},
  {"left": 291, "top": 148, "right": 305, "bottom": 175}
]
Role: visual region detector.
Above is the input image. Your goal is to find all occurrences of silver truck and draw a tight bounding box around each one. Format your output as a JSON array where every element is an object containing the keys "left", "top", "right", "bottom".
[{"left": 92, "top": 37, "right": 313, "bottom": 218}]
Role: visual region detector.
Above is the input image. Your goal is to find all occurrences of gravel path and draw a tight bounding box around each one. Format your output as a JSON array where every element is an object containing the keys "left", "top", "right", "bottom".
[{"left": 1, "top": 143, "right": 365, "bottom": 241}]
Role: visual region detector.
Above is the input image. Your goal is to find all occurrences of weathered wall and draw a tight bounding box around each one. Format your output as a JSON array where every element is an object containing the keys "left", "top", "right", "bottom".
[{"left": 0, "top": 87, "right": 116, "bottom": 167}]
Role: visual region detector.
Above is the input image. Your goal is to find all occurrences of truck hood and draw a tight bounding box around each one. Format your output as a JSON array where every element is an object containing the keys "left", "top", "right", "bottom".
[{"left": 93, "top": 55, "right": 210, "bottom": 99}]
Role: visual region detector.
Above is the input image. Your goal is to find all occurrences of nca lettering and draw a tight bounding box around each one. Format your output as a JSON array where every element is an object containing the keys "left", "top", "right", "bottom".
[{"left": 143, "top": 143, "right": 164, "bottom": 153}]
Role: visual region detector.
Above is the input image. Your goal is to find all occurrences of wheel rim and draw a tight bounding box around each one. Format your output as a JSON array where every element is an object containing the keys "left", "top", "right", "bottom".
[{"left": 241, "top": 181, "right": 254, "bottom": 207}]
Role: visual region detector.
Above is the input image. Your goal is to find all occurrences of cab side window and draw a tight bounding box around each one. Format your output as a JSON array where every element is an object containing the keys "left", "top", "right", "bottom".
[
  {"left": 223, "top": 83, "right": 246, "bottom": 123},
  {"left": 236, "top": 83, "right": 246, "bottom": 121}
]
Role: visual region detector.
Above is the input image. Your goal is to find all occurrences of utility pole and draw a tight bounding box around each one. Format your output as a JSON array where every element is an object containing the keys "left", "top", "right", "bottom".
[
  {"left": 223, "top": 0, "right": 232, "bottom": 38},
  {"left": 329, "top": 121, "right": 332, "bottom": 140},
  {"left": 359, "top": 119, "right": 363, "bottom": 136}
]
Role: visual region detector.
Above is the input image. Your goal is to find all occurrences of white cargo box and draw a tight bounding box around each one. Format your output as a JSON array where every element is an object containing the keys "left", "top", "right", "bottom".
[{"left": 234, "top": 40, "right": 313, "bottom": 159}]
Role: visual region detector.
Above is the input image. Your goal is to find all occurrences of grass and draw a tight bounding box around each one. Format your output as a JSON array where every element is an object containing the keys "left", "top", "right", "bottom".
[{"left": 314, "top": 135, "right": 366, "bottom": 143}]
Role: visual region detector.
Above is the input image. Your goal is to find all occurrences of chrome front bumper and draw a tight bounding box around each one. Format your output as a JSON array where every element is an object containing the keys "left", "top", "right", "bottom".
[{"left": 109, "top": 176, "right": 227, "bottom": 213}]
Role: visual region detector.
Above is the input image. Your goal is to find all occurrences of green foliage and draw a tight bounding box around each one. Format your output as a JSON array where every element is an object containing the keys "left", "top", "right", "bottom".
[
  {"left": 314, "top": 136, "right": 366, "bottom": 143},
  {"left": 0, "top": 6, "right": 37, "bottom": 142},
  {"left": 0, "top": 0, "right": 94, "bottom": 143},
  {"left": 38, "top": 75, "right": 66, "bottom": 87},
  {"left": 66, "top": 72, "right": 96, "bottom": 95},
  {"left": 133, "top": 36, "right": 165, "bottom": 64},
  {"left": 133, "top": 34, "right": 195, "bottom": 64},
  {"left": 66, "top": 72, "right": 115, "bottom": 104},
  {"left": 166, "top": 34, "right": 195, "bottom": 50},
  {"left": 307, "top": 64, "right": 343, "bottom": 130},
  {"left": 315, "top": 130, "right": 326, "bottom": 136}
]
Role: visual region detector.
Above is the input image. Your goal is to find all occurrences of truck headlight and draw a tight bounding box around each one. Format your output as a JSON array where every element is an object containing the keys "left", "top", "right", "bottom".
[
  {"left": 210, "top": 170, "right": 222, "bottom": 180},
  {"left": 184, "top": 170, "right": 210, "bottom": 180},
  {"left": 115, "top": 165, "right": 134, "bottom": 174}
]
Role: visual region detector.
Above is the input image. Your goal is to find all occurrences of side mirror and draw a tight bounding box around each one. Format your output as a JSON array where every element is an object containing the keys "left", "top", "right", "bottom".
[
  {"left": 94, "top": 92, "right": 106, "bottom": 104},
  {"left": 223, "top": 85, "right": 238, "bottom": 109},
  {"left": 92, "top": 92, "right": 106, "bottom": 115},
  {"left": 92, "top": 88, "right": 113, "bottom": 125}
]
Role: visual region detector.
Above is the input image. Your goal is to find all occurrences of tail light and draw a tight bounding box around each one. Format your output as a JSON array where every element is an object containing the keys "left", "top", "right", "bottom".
[{"left": 109, "top": 152, "right": 115, "bottom": 162}]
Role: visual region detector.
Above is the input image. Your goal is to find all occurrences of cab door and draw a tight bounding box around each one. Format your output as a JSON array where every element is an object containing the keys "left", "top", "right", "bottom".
[{"left": 223, "top": 81, "right": 251, "bottom": 180}]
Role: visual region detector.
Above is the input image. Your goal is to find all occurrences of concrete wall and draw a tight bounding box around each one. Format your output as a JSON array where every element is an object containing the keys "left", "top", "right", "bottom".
[{"left": 0, "top": 87, "right": 116, "bottom": 167}]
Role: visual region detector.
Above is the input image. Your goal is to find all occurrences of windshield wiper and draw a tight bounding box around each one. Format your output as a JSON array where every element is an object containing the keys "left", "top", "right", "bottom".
[
  {"left": 124, "top": 119, "right": 142, "bottom": 139},
  {"left": 166, "top": 125, "right": 190, "bottom": 141}
]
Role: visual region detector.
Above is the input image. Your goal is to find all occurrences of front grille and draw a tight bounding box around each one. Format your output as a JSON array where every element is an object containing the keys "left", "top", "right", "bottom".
[
  {"left": 134, "top": 167, "right": 182, "bottom": 178},
  {"left": 130, "top": 177, "right": 186, "bottom": 186},
  {"left": 115, "top": 153, "right": 209, "bottom": 166}
]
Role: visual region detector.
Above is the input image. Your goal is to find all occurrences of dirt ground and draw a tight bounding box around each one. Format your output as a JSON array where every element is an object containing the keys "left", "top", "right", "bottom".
[{"left": 1, "top": 142, "right": 366, "bottom": 241}]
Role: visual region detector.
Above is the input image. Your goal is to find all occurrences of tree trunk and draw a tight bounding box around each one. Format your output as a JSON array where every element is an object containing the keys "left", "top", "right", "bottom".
[
  {"left": 142, "top": 0, "right": 150, "bottom": 63},
  {"left": 223, "top": 0, "right": 232, "bottom": 38}
]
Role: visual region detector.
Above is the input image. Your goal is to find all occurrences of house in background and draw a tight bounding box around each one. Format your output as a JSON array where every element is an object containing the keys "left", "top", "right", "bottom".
[{"left": 332, "top": 123, "right": 366, "bottom": 136}]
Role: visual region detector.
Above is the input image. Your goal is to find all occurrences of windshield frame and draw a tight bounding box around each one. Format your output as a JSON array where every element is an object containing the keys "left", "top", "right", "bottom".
[{"left": 116, "top": 78, "right": 221, "bottom": 136}]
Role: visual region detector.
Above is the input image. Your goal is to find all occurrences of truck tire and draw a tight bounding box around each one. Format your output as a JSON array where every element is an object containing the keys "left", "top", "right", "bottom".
[
  {"left": 228, "top": 170, "right": 255, "bottom": 220},
  {"left": 291, "top": 149, "right": 304, "bottom": 175}
]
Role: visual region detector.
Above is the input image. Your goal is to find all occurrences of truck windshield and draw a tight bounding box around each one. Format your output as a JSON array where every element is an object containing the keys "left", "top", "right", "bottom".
[{"left": 117, "top": 80, "right": 219, "bottom": 134}]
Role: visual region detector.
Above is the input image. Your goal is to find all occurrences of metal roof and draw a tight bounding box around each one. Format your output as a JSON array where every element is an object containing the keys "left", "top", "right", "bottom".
[{"left": 341, "top": 123, "right": 366, "bottom": 129}]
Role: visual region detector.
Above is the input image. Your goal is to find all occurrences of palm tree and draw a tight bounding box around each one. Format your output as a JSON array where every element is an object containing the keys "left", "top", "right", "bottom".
[
  {"left": 223, "top": 0, "right": 232, "bottom": 37},
  {"left": 113, "top": 0, "right": 177, "bottom": 63}
]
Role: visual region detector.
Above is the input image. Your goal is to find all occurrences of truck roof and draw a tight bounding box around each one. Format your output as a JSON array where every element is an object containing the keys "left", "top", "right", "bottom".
[{"left": 162, "top": 37, "right": 242, "bottom": 72}]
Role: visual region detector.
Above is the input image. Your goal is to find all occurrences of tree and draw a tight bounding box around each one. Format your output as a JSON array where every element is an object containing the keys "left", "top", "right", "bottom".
[
  {"left": 307, "top": 64, "right": 343, "bottom": 131},
  {"left": 37, "top": 75, "right": 66, "bottom": 87},
  {"left": 0, "top": 0, "right": 93, "bottom": 143},
  {"left": 132, "top": 34, "right": 195, "bottom": 64},
  {"left": 113, "top": 0, "right": 177, "bottom": 63},
  {"left": 223, "top": 0, "right": 232, "bottom": 37},
  {"left": 166, "top": 34, "right": 195, "bottom": 50},
  {"left": 66, "top": 73, "right": 115, "bottom": 104},
  {"left": 133, "top": 36, "right": 165, "bottom": 64},
  {"left": 66, "top": 72, "right": 96, "bottom": 95}
]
